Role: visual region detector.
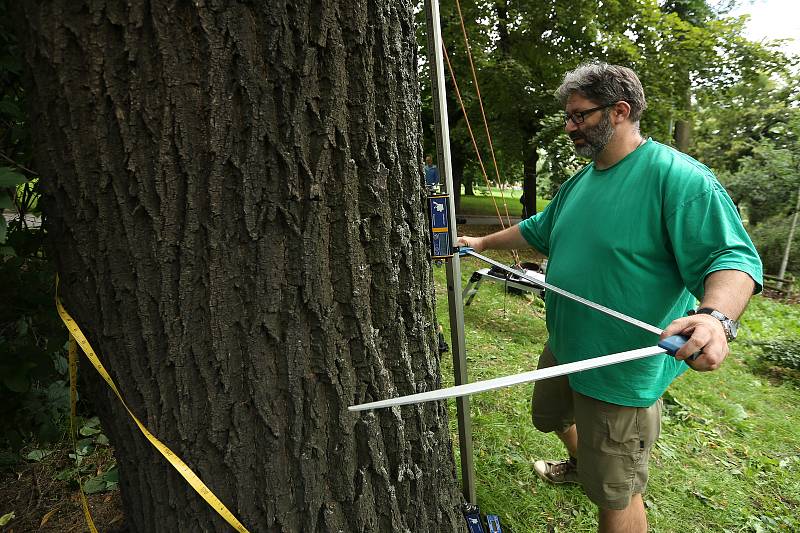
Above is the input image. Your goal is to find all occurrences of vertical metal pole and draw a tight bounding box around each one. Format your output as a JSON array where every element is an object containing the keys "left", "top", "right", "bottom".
[{"left": 424, "top": 0, "right": 476, "bottom": 504}]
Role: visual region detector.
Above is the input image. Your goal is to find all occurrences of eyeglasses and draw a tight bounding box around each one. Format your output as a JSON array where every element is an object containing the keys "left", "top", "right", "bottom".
[{"left": 563, "top": 103, "right": 617, "bottom": 125}]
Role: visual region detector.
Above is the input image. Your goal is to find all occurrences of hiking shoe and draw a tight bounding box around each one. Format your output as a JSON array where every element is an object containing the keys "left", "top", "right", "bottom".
[{"left": 533, "top": 459, "right": 579, "bottom": 485}]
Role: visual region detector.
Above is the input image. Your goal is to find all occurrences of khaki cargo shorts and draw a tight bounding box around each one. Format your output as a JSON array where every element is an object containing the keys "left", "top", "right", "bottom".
[{"left": 531, "top": 345, "right": 662, "bottom": 510}]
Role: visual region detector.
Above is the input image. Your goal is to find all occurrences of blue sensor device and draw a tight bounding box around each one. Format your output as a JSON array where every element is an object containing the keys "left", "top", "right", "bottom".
[{"left": 427, "top": 194, "right": 453, "bottom": 259}]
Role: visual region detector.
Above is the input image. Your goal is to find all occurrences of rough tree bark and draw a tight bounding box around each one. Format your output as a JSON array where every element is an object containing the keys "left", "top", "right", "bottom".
[{"left": 17, "top": 1, "right": 464, "bottom": 531}]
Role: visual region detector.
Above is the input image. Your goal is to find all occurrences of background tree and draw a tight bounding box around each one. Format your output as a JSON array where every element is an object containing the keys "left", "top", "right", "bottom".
[
  {"left": 420, "top": 0, "right": 602, "bottom": 217},
  {"left": 15, "top": 1, "right": 464, "bottom": 531},
  {"left": 422, "top": 0, "right": 788, "bottom": 210},
  {"left": 692, "top": 71, "right": 800, "bottom": 275},
  {"left": 693, "top": 72, "right": 800, "bottom": 177}
]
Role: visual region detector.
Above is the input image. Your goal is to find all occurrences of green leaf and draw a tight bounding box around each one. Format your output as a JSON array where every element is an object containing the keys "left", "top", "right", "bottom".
[
  {"left": 79, "top": 417, "right": 102, "bottom": 436},
  {"left": 83, "top": 475, "right": 108, "bottom": 494},
  {"left": 25, "top": 449, "right": 51, "bottom": 462},
  {"left": 83, "top": 467, "right": 119, "bottom": 494},
  {"left": 0, "top": 512, "right": 15, "bottom": 526},
  {"left": 730, "top": 403, "right": 749, "bottom": 421},
  {"left": 53, "top": 354, "right": 69, "bottom": 376},
  {"left": 54, "top": 466, "right": 80, "bottom": 481},
  {"left": 46, "top": 381, "right": 69, "bottom": 404},
  {"left": 75, "top": 438, "right": 94, "bottom": 455},
  {"left": 95, "top": 433, "right": 110, "bottom": 445},
  {"left": 0, "top": 194, "right": 12, "bottom": 209},
  {"left": 0, "top": 167, "right": 27, "bottom": 187},
  {"left": 79, "top": 425, "right": 101, "bottom": 436},
  {"left": 104, "top": 466, "right": 119, "bottom": 483},
  {"left": 0, "top": 216, "right": 6, "bottom": 243},
  {"left": 16, "top": 317, "right": 29, "bottom": 336}
]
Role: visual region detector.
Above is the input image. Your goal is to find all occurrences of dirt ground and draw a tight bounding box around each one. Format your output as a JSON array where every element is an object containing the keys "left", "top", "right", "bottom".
[{"left": 0, "top": 444, "right": 125, "bottom": 533}]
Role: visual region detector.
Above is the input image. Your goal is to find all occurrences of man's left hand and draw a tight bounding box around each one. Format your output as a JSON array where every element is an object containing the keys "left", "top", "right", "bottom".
[{"left": 660, "top": 314, "right": 729, "bottom": 371}]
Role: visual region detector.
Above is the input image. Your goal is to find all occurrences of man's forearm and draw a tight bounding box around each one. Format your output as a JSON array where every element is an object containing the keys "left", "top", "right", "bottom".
[
  {"left": 467, "top": 225, "right": 530, "bottom": 252},
  {"left": 699, "top": 269, "right": 756, "bottom": 320}
]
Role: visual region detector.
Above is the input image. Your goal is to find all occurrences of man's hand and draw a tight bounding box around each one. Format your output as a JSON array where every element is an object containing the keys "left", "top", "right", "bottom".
[
  {"left": 660, "top": 314, "right": 729, "bottom": 371},
  {"left": 457, "top": 235, "right": 486, "bottom": 253}
]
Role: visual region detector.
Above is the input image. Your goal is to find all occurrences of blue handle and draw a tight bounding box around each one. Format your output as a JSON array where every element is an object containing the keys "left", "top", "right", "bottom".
[
  {"left": 657, "top": 334, "right": 700, "bottom": 361},
  {"left": 457, "top": 246, "right": 474, "bottom": 257}
]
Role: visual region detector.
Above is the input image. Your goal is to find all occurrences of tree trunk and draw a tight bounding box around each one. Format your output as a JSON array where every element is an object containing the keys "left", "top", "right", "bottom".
[
  {"left": 777, "top": 186, "right": 800, "bottom": 289},
  {"left": 673, "top": 86, "right": 692, "bottom": 153},
  {"left": 16, "top": 2, "right": 463, "bottom": 532},
  {"left": 463, "top": 171, "right": 474, "bottom": 196},
  {"left": 520, "top": 141, "right": 538, "bottom": 219},
  {"left": 451, "top": 141, "right": 466, "bottom": 213}
]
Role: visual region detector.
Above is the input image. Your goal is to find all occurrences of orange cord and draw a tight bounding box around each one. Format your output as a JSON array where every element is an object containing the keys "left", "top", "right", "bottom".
[
  {"left": 453, "top": 0, "right": 516, "bottom": 231},
  {"left": 442, "top": 44, "right": 506, "bottom": 230}
]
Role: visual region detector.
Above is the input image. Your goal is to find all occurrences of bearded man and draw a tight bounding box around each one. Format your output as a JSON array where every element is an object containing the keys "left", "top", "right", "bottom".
[{"left": 458, "top": 63, "right": 762, "bottom": 533}]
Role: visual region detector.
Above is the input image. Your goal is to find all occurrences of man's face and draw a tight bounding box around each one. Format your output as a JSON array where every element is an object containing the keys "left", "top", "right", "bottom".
[
  {"left": 425, "top": 156, "right": 433, "bottom": 165},
  {"left": 564, "top": 93, "right": 615, "bottom": 159}
]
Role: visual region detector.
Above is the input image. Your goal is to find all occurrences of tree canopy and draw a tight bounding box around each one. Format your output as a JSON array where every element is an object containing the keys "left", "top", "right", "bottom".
[{"left": 421, "top": 0, "right": 792, "bottom": 204}]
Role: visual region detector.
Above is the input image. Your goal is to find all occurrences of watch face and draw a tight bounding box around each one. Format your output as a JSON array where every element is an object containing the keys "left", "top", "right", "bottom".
[{"left": 727, "top": 320, "right": 738, "bottom": 340}]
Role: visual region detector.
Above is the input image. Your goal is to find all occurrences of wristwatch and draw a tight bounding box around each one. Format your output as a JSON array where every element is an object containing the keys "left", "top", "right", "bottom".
[{"left": 688, "top": 307, "right": 739, "bottom": 341}]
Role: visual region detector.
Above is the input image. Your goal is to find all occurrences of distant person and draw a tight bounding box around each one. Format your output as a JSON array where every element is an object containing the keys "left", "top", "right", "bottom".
[
  {"left": 458, "top": 63, "right": 762, "bottom": 532},
  {"left": 424, "top": 154, "right": 440, "bottom": 188}
]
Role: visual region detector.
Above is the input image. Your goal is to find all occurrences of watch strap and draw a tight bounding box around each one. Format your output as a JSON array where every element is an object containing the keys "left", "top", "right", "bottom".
[{"left": 688, "top": 307, "right": 738, "bottom": 340}]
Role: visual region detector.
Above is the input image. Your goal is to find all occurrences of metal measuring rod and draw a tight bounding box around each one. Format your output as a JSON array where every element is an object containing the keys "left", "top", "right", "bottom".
[{"left": 350, "top": 248, "right": 694, "bottom": 412}]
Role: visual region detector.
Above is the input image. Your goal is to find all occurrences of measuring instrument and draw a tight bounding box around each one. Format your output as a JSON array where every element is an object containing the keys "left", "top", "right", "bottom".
[
  {"left": 349, "top": 247, "right": 696, "bottom": 412},
  {"left": 349, "top": 337, "right": 689, "bottom": 411},
  {"left": 460, "top": 247, "right": 663, "bottom": 335}
]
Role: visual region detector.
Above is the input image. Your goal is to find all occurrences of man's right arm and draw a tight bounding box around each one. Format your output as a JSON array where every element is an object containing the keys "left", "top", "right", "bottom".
[{"left": 457, "top": 224, "right": 530, "bottom": 253}]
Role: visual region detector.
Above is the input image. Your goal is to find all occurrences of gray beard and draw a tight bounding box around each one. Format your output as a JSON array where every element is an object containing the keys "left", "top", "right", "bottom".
[{"left": 574, "top": 113, "right": 615, "bottom": 159}]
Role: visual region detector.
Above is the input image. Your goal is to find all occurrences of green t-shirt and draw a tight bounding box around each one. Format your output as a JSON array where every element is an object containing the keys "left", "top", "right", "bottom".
[{"left": 518, "top": 139, "right": 763, "bottom": 407}]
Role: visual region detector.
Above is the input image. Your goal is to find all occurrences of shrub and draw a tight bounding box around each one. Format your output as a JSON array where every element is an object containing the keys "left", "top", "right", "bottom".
[
  {"left": 750, "top": 337, "right": 800, "bottom": 371},
  {"left": 749, "top": 214, "right": 800, "bottom": 276}
]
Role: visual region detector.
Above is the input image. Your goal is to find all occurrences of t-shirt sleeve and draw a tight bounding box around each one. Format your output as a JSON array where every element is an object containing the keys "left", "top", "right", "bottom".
[
  {"left": 518, "top": 200, "right": 556, "bottom": 255},
  {"left": 665, "top": 181, "right": 763, "bottom": 300}
]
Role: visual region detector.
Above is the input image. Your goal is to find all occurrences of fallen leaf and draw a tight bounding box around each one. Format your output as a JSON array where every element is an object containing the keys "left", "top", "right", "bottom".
[{"left": 40, "top": 507, "right": 59, "bottom": 527}]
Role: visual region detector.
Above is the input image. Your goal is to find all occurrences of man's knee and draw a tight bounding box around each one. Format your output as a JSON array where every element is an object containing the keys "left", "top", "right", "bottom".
[
  {"left": 531, "top": 345, "right": 574, "bottom": 432},
  {"left": 532, "top": 414, "right": 573, "bottom": 434}
]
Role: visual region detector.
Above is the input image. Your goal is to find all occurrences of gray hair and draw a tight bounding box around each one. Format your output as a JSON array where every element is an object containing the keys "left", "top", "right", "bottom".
[{"left": 556, "top": 63, "right": 647, "bottom": 123}]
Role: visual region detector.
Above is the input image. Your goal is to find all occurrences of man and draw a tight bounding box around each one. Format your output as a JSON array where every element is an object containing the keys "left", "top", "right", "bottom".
[
  {"left": 458, "top": 63, "right": 762, "bottom": 532},
  {"left": 424, "top": 154, "right": 440, "bottom": 188}
]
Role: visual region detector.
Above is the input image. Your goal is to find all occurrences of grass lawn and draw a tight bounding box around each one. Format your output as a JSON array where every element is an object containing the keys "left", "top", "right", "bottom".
[
  {"left": 433, "top": 249, "right": 800, "bottom": 532},
  {"left": 458, "top": 187, "right": 550, "bottom": 217}
]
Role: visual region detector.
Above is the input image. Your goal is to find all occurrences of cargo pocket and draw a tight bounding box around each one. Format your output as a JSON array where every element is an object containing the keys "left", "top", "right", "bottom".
[
  {"left": 601, "top": 407, "right": 644, "bottom": 458},
  {"left": 638, "top": 398, "right": 662, "bottom": 452}
]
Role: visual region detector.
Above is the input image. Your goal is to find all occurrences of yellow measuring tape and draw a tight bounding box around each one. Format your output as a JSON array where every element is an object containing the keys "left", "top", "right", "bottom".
[
  {"left": 56, "top": 287, "right": 250, "bottom": 533},
  {"left": 69, "top": 337, "right": 99, "bottom": 533}
]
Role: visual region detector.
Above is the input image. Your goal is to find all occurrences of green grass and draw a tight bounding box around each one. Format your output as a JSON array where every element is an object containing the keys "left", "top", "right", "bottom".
[
  {"left": 432, "top": 252, "right": 800, "bottom": 532},
  {"left": 458, "top": 187, "right": 550, "bottom": 217}
]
